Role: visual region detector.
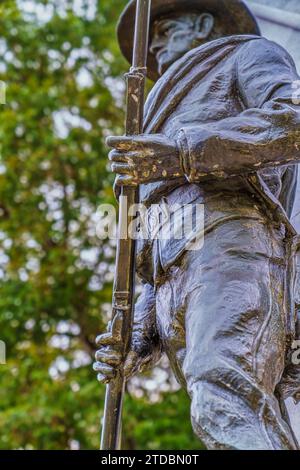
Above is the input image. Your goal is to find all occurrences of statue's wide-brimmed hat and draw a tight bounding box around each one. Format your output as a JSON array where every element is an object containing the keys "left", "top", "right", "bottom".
[{"left": 117, "top": 0, "right": 261, "bottom": 81}]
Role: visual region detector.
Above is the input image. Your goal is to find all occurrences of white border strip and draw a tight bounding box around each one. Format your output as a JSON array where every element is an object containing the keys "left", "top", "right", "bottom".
[{"left": 249, "top": 2, "right": 300, "bottom": 31}]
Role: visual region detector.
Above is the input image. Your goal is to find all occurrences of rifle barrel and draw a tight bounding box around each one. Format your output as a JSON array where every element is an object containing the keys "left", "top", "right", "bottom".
[{"left": 100, "top": 0, "right": 151, "bottom": 450}]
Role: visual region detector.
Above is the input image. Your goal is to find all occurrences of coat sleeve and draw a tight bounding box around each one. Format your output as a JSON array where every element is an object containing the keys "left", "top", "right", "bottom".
[
  {"left": 177, "top": 39, "right": 300, "bottom": 182},
  {"left": 129, "top": 282, "right": 162, "bottom": 373}
]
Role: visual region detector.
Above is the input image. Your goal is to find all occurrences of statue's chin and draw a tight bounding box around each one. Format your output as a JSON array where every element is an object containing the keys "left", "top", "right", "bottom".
[{"left": 158, "top": 51, "right": 191, "bottom": 76}]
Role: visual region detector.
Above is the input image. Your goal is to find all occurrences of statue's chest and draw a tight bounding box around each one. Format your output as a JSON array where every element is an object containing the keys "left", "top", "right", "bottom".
[{"left": 160, "top": 67, "right": 243, "bottom": 140}]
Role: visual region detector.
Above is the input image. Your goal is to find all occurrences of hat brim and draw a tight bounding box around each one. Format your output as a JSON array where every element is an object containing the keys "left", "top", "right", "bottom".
[{"left": 117, "top": 0, "right": 261, "bottom": 82}]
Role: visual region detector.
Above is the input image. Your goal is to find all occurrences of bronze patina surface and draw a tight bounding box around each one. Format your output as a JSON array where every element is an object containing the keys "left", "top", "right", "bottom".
[{"left": 95, "top": 0, "right": 300, "bottom": 450}]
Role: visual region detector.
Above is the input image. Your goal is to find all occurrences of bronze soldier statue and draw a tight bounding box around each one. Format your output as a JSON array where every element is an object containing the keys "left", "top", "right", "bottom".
[{"left": 94, "top": 0, "right": 300, "bottom": 450}]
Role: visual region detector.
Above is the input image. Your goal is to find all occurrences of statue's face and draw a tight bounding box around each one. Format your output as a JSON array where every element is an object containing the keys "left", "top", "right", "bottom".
[{"left": 150, "top": 12, "right": 214, "bottom": 76}]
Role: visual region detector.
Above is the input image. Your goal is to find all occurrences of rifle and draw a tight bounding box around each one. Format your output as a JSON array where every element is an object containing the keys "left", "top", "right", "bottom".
[{"left": 100, "top": 0, "right": 152, "bottom": 450}]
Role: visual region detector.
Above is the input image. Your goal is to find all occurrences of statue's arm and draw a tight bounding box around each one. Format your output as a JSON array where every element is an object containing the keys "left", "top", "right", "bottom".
[
  {"left": 177, "top": 40, "right": 300, "bottom": 182},
  {"left": 94, "top": 282, "right": 162, "bottom": 383},
  {"left": 126, "top": 282, "right": 162, "bottom": 376}
]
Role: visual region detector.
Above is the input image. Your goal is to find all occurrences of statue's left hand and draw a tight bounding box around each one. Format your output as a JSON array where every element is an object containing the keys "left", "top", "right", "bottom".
[{"left": 106, "top": 133, "right": 184, "bottom": 185}]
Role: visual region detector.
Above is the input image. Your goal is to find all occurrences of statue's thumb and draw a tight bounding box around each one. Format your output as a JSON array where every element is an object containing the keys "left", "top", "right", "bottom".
[{"left": 123, "top": 351, "right": 139, "bottom": 378}]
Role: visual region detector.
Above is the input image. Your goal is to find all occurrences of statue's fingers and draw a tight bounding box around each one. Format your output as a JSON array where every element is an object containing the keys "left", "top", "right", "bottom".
[
  {"left": 108, "top": 150, "right": 127, "bottom": 163},
  {"left": 106, "top": 136, "right": 123, "bottom": 149},
  {"left": 111, "top": 163, "right": 132, "bottom": 175},
  {"left": 109, "top": 150, "right": 140, "bottom": 165},
  {"left": 124, "top": 152, "right": 142, "bottom": 165},
  {"left": 95, "top": 350, "right": 122, "bottom": 366},
  {"left": 97, "top": 373, "right": 111, "bottom": 384},
  {"left": 106, "top": 136, "right": 138, "bottom": 151},
  {"left": 95, "top": 314, "right": 123, "bottom": 347},
  {"left": 124, "top": 351, "right": 139, "bottom": 378},
  {"left": 138, "top": 133, "right": 167, "bottom": 146},
  {"left": 115, "top": 175, "right": 137, "bottom": 187},
  {"left": 93, "top": 362, "right": 116, "bottom": 378},
  {"left": 95, "top": 332, "right": 115, "bottom": 346}
]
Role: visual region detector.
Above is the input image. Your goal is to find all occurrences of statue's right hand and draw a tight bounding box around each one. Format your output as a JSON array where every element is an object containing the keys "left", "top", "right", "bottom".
[{"left": 93, "top": 313, "right": 139, "bottom": 384}]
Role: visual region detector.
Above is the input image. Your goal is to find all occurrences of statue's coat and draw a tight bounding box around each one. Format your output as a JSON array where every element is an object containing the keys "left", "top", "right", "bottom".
[{"left": 132, "top": 34, "right": 300, "bottom": 449}]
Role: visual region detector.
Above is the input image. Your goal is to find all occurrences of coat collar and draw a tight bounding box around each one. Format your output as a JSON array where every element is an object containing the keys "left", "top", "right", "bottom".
[{"left": 144, "top": 35, "right": 261, "bottom": 133}]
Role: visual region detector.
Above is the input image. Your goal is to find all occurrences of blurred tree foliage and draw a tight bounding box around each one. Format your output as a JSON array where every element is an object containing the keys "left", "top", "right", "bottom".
[{"left": 0, "top": 0, "right": 202, "bottom": 450}]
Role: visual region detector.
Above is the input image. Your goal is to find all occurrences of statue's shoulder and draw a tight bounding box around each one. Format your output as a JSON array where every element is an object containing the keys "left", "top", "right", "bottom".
[{"left": 236, "top": 35, "right": 295, "bottom": 65}]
